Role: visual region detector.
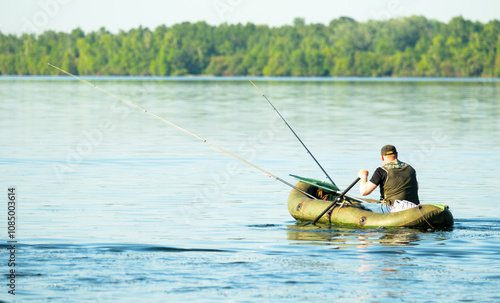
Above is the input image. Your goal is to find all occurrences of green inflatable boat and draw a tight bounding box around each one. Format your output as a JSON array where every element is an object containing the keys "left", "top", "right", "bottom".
[{"left": 287, "top": 175, "right": 454, "bottom": 228}]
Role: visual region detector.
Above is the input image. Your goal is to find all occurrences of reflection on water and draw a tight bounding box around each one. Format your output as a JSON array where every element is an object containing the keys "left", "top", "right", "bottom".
[{"left": 287, "top": 223, "right": 451, "bottom": 247}]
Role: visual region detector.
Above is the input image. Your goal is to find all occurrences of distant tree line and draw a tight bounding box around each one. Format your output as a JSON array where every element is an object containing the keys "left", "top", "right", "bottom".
[{"left": 1, "top": 16, "right": 499, "bottom": 77}]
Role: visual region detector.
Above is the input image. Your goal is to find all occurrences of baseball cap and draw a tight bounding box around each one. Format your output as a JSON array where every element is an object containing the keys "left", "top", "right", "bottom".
[{"left": 381, "top": 145, "right": 397, "bottom": 156}]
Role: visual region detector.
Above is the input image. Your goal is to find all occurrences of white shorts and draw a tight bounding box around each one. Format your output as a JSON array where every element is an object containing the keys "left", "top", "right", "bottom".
[{"left": 390, "top": 200, "right": 418, "bottom": 213}]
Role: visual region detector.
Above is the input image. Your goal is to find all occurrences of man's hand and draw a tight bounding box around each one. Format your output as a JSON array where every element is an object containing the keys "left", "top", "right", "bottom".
[
  {"left": 358, "top": 169, "right": 369, "bottom": 180},
  {"left": 357, "top": 169, "right": 377, "bottom": 196}
]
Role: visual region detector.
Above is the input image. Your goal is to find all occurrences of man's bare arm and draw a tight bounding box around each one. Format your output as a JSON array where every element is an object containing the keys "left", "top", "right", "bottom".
[{"left": 357, "top": 169, "right": 378, "bottom": 196}]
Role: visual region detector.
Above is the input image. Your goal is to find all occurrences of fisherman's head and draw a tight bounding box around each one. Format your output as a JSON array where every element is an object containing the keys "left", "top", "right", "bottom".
[{"left": 381, "top": 144, "right": 398, "bottom": 162}]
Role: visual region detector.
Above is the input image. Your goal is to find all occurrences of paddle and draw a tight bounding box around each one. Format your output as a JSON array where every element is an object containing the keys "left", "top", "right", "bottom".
[{"left": 311, "top": 177, "right": 361, "bottom": 225}]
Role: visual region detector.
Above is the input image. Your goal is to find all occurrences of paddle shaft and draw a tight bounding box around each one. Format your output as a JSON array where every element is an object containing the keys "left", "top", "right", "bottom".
[
  {"left": 47, "top": 63, "right": 319, "bottom": 201},
  {"left": 250, "top": 81, "right": 337, "bottom": 188},
  {"left": 312, "top": 177, "right": 361, "bottom": 225}
]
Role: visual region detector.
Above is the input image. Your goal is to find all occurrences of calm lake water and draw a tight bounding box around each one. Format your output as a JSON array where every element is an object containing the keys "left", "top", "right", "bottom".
[{"left": 1, "top": 77, "right": 500, "bottom": 302}]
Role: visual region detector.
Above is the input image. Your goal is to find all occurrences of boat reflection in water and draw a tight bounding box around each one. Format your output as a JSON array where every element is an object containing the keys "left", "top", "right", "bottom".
[{"left": 286, "top": 223, "right": 451, "bottom": 247}]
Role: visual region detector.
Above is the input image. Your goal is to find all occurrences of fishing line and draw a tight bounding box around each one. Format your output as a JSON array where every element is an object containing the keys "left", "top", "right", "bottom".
[
  {"left": 249, "top": 81, "right": 337, "bottom": 188},
  {"left": 48, "top": 63, "right": 318, "bottom": 200}
]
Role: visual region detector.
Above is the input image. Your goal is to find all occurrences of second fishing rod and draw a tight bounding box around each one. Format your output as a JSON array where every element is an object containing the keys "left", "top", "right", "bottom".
[{"left": 250, "top": 81, "right": 338, "bottom": 189}]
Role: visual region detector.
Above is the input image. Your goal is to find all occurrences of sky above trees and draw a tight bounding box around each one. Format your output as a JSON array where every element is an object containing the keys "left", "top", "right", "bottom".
[{"left": 1, "top": 0, "right": 499, "bottom": 36}]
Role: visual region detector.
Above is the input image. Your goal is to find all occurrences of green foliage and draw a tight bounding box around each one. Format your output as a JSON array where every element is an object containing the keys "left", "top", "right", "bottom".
[{"left": 0, "top": 16, "right": 499, "bottom": 77}]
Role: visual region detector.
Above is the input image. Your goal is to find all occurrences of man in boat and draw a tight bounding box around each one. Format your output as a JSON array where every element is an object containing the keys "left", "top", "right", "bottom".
[{"left": 357, "top": 145, "right": 420, "bottom": 206}]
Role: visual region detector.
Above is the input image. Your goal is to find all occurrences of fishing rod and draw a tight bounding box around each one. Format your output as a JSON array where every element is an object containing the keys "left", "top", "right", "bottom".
[
  {"left": 250, "top": 81, "right": 337, "bottom": 188},
  {"left": 47, "top": 63, "right": 318, "bottom": 201}
]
